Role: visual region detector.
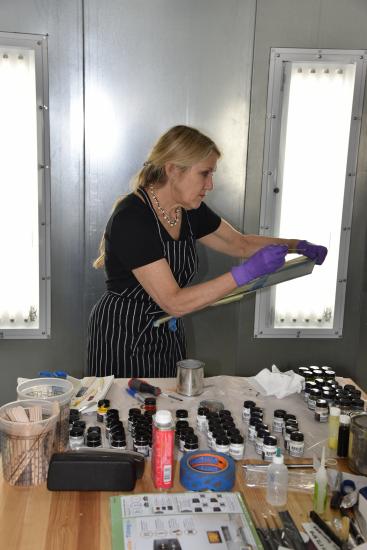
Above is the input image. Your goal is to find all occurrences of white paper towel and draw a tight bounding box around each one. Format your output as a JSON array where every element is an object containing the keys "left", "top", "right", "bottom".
[{"left": 248, "top": 364, "right": 304, "bottom": 399}]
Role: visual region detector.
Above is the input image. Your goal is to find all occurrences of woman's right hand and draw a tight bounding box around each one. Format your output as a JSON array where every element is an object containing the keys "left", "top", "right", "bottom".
[{"left": 231, "top": 244, "right": 288, "bottom": 287}]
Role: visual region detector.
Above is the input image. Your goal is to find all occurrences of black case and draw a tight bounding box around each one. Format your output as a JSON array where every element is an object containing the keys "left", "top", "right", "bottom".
[{"left": 47, "top": 450, "right": 145, "bottom": 491}]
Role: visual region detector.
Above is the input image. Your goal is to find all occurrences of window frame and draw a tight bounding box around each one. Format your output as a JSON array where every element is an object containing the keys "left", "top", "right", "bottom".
[
  {"left": 0, "top": 32, "right": 51, "bottom": 340},
  {"left": 254, "top": 48, "right": 367, "bottom": 339}
]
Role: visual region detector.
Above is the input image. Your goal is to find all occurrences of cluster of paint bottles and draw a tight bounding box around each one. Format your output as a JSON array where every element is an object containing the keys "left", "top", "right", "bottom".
[
  {"left": 243, "top": 400, "right": 304, "bottom": 459},
  {"left": 194, "top": 407, "right": 245, "bottom": 460}
]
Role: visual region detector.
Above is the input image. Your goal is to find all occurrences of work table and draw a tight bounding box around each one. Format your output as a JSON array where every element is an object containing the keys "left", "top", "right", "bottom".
[{"left": 0, "top": 375, "right": 365, "bottom": 550}]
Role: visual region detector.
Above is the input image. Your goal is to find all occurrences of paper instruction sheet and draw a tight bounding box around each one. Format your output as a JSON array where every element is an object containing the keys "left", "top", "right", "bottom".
[{"left": 110, "top": 491, "right": 263, "bottom": 550}]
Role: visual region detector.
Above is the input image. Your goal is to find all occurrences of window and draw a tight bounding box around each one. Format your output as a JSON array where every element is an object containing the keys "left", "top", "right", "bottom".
[
  {"left": 0, "top": 32, "right": 50, "bottom": 339},
  {"left": 255, "top": 49, "right": 367, "bottom": 338}
]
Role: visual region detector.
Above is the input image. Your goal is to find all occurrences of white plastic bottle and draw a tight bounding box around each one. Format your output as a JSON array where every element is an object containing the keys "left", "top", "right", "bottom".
[
  {"left": 313, "top": 446, "right": 328, "bottom": 514},
  {"left": 266, "top": 447, "right": 288, "bottom": 506}
]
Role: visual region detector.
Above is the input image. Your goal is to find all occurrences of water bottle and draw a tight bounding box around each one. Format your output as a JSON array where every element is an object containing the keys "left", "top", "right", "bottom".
[
  {"left": 151, "top": 410, "right": 175, "bottom": 489},
  {"left": 266, "top": 447, "right": 288, "bottom": 506}
]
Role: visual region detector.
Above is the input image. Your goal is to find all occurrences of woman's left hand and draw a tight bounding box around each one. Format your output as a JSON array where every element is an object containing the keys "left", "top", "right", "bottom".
[{"left": 296, "top": 240, "right": 328, "bottom": 265}]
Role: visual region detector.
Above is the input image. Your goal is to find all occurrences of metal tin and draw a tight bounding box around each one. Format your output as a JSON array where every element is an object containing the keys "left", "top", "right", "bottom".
[
  {"left": 348, "top": 413, "right": 367, "bottom": 475},
  {"left": 176, "top": 359, "right": 204, "bottom": 396}
]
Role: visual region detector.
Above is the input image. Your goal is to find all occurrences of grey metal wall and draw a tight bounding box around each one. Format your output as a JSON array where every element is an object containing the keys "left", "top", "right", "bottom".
[
  {"left": 238, "top": 0, "right": 367, "bottom": 388},
  {"left": 1, "top": 0, "right": 367, "bottom": 406},
  {"left": 84, "top": 0, "right": 257, "bottom": 377},
  {"left": 0, "top": 0, "right": 85, "bottom": 404}
]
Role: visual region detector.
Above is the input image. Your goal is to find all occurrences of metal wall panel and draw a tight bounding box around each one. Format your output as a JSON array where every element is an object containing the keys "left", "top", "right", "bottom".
[
  {"left": 0, "top": 0, "right": 84, "bottom": 404},
  {"left": 238, "top": 0, "right": 367, "bottom": 383},
  {"left": 84, "top": 0, "right": 256, "bottom": 376}
]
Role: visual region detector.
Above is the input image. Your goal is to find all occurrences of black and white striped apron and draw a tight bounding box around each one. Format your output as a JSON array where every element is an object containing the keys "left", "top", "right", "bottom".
[{"left": 87, "top": 188, "right": 198, "bottom": 378}]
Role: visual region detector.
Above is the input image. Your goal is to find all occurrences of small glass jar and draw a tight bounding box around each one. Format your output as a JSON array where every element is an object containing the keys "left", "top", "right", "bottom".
[
  {"left": 339, "top": 398, "right": 352, "bottom": 416},
  {"left": 180, "top": 427, "right": 194, "bottom": 451},
  {"left": 283, "top": 419, "right": 298, "bottom": 437},
  {"left": 304, "top": 381, "right": 317, "bottom": 403},
  {"left": 69, "top": 426, "right": 85, "bottom": 449},
  {"left": 242, "top": 400, "right": 256, "bottom": 422},
  {"left": 106, "top": 408, "right": 119, "bottom": 420},
  {"left": 128, "top": 408, "right": 141, "bottom": 431},
  {"left": 134, "top": 433, "right": 149, "bottom": 456},
  {"left": 272, "top": 409, "right": 287, "bottom": 433},
  {"left": 314, "top": 377, "right": 326, "bottom": 388},
  {"left": 184, "top": 434, "right": 199, "bottom": 453},
  {"left": 196, "top": 407, "right": 209, "bottom": 431},
  {"left": 284, "top": 425, "right": 298, "bottom": 451},
  {"left": 215, "top": 436, "right": 230, "bottom": 454},
  {"left": 315, "top": 399, "right": 329, "bottom": 422},
  {"left": 325, "top": 370, "right": 336, "bottom": 380},
  {"left": 96, "top": 399, "right": 110, "bottom": 423},
  {"left": 111, "top": 433, "right": 127, "bottom": 449},
  {"left": 176, "top": 409, "right": 189, "bottom": 423},
  {"left": 308, "top": 388, "right": 321, "bottom": 410},
  {"left": 248, "top": 417, "right": 262, "bottom": 442},
  {"left": 262, "top": 435, "right": 277, "bottom": 461},
  {"left": 144, "top": 397, "right": 156, "bottom": 414},
  {"left": 86, "top": 431, "right": 102, "bottom": 448},
  {"left": 87, "top": 425, "right": 101, "bottom": 435},
  {"left": 351, "top": 398, "right": 365, "bottom": 413},
  {"left": 255, "top": 428, "right": 270, "bottom": 455},
  {"left": 229, "top": 435, "right": 245, "bottom": 460},
  {"left": 289, "top": 431, "right": 304, "bottom": 457}
]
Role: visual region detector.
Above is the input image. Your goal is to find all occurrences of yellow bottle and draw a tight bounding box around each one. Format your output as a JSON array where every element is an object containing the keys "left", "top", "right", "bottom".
[{"left": 328, "top": 406, "right": 341, "bottom": 449}]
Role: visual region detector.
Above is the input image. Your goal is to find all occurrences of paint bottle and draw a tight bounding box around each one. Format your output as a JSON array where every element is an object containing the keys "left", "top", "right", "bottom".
[
  {"left": 337, "top": 415, "right": 351, "bottom": 458},
  {"left": 328, "top": 406, "right": 341, "bottom": 450},
  {"left": 151, "top": 410, "right": 175, "bottom": 489}
]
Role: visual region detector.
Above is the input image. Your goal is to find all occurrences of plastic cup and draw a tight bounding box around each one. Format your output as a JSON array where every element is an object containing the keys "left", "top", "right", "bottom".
[
  {"left": 17, "top": 378, "right": 74, "bottom": 452},
  {"left": 0, "top": 399, "right": 59, "bottom": 486}
]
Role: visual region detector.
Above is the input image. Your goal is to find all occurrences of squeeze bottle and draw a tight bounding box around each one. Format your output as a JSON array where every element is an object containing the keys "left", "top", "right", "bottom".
[
  {"left": 266, "top": 447, "right": 288, "bottom": 506},
  {"left": 328, "top": 407, "right": 341, "bottom": 450}
]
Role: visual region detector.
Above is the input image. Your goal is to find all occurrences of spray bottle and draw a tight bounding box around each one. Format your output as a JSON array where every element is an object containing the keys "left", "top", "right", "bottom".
[{"left": 313, "top": 446, "right": 328, "bottom": 514}]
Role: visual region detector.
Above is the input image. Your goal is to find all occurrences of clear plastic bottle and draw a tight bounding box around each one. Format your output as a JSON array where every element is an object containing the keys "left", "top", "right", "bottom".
[
  {"left": 313, "top": 446, "right": 327, "bottom": 514},
  {"left": 328, "top": 406, "right": 341, "bottom": 450},
  {"left": 266, "top": 448, "right": 288, "bottom": 506}
]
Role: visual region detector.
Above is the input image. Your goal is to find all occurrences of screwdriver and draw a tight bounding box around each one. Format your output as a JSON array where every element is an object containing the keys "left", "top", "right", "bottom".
[{"left": 128, "top": 378, "right": 183, "bottom": 401}]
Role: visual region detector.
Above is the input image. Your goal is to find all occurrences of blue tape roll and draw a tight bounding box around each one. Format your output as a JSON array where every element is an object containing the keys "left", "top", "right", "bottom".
[
  {"left": 341, "top": 479, "right": 356, "bottom": 495},
  {"left": 180, "top": 450, "right": 236, "bottom": 491}
]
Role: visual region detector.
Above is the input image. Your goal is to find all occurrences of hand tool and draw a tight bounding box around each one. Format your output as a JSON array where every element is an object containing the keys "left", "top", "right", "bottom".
[
  {"left": 128, "top": 378, "right": 183, "bottom": 401},
  {"left": 125, "top": 387, "right": 145, "bottom": 403},
  {"left": 309, "top": 511, "right": 348, "bottom": 550},
  {"left": 279, "top": 510, "right": 307, "bottom": 550}
]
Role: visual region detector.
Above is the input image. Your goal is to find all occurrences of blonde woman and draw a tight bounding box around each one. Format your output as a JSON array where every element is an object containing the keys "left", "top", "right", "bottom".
[{"left": 88, "top": 125, "right": 327, "bottom": 378}]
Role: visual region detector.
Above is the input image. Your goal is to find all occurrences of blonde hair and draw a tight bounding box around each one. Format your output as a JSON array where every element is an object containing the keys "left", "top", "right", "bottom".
[{"left": 93, "top": 125, "right": 221, "bottom": 269}]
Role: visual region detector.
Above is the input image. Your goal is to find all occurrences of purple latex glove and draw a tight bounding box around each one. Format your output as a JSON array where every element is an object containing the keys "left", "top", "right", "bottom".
[
  {"left": 296, "top": 240, "right": 328, "bottom": 265},
  {"left": 231, "top": 244, "right": 288, "bottom": 287}
]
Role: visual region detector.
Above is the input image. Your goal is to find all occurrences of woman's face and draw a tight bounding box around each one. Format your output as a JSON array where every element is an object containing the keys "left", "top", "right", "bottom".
[{"left": 172, "top": 151, "right": 218, "bottom": 209}]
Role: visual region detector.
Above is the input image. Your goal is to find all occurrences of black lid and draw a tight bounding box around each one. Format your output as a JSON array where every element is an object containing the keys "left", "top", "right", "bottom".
[
  {"left": 257, "top": 428, "right": 270, "bottom": 439},
  {"left": 180, "top": 427, "right": 194, "bottom": 439},
  {"left": 230, "top": 434, "right": 244, "bottom": 444},
  {"left": 285, "top": 419, "right": 298, "bottom": 426},
  {"left": 226, "top": 427, "right": 241, "bottom": 437},
  {"left": 144, "top": 397, "right": 156, "bottom": 405},
  {"left": 285, "top": 425, "right": 298, "bottom": 435},
  {"left": 284, "top": 414, "right": 296, "bottom": 421},
  {"left": 290, "top": 431, "right": 304, "bottom": 441},
  {"left": 252, "top": 407, "right": 263, "bottom": 414},
  {"left": 87, "top": 425, "right": 101, "bottom": 434},
  {"left": 344, "top": 384, "right": 355, "bottom": 391},
  {"left": 249, "top": 417, "right": 262, "bottom": 426},
  {"left": 111, "top": 437, "right": 126, "bottom": 447},
  {"left": 128, "top": 408, "right": 141, "bottom": 416},
  {"left": 72, "top": 420, "right": 86, "bottom": 429},
  {"left": 255, "top": 423, "right": 269, "bottom": 433},
  {"left": 314, "top": 378, "right": 325, "bottom": 387},
  {"left": 219, "top": 409, "right": 232, "bottom": 417},
  {"left": 86, "top": 431, "right": 101, "bottom": 442},
  {"left": 274, "top": 409, "right": 286, "bottom": 418},
  {"left": 106, "top": 408, "right": 119, "bottom": 418},
  {"left": 176, "top": 409, "right": 188, "bottom": 418},
  {"left": 70, "top": 426, "right": 84, "bottom": 437},
  {"left": 310, "top": 388, "right": 321, "bottom": 396},
  {"left": 185, "top": 434, "right": 199, "bottom": 444},
  {"left": 350, "top": 389, "right": 362, "bottom": 398},
  {"left": 339, "top": 398, "right": 352, "bottom": 406},
  {"left": 97, "top": 399, "right": 110, "bottom": 407},
  {"left": 351, "top": 398, "right": 365, "bottom": 408},
  {"left": 305, "top": 381, "right": 317, "bottom": 390},
  {"left": 135, "top": 433, "right": 149, "bottom": 444},
  {"left": 197, "top": 407, "right": 209, "bottom": 415},
  {"left": 316, "top": 399, "right": 328, "bottom": 408},
  {"left": 69, "top": 408, "right": 80, "bottom": 417},
  {"left": 216, "top": 436, "right": 230, "bottom": 446},
  {"left": 220, "top": 418, "right": 235, "bottom": 427},
  {"left": 263, "top": 435, "right": 277, "bottom": 446},
  {"left": 176, "top": 420, "right": 190, "bottom": 430},
  {"left": 243, "top": 400, "right": 256, "bottom": 408}
]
